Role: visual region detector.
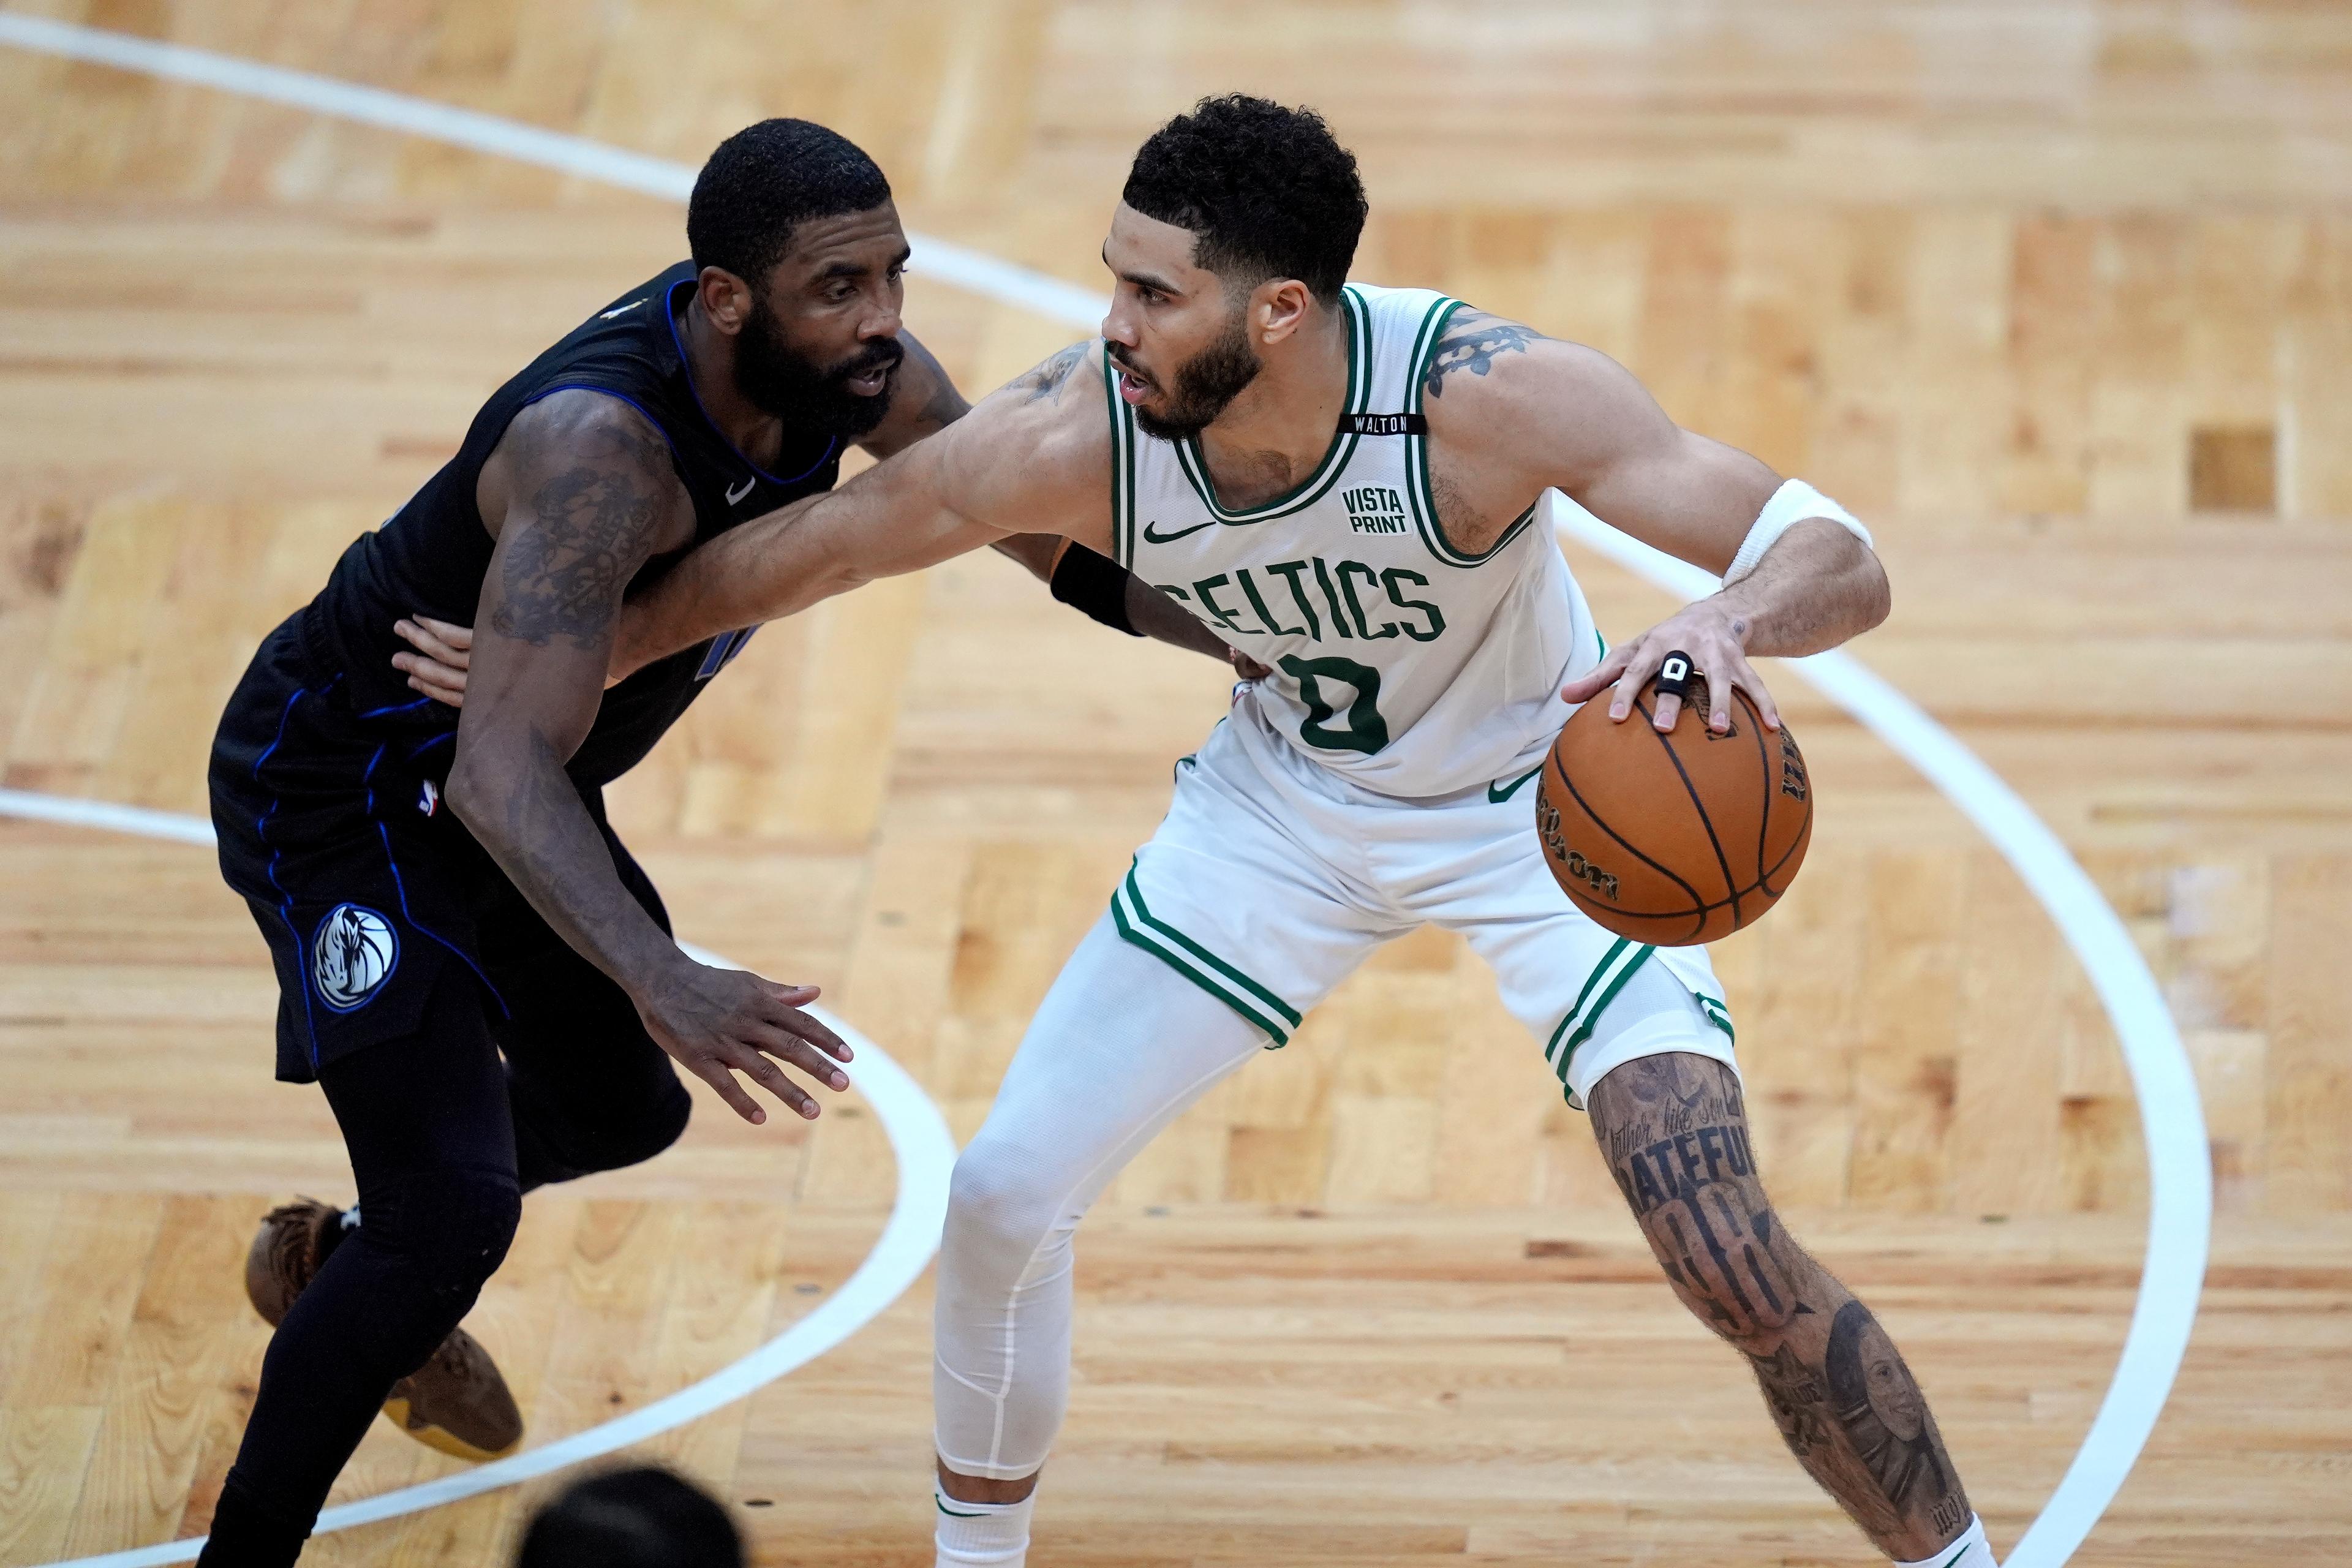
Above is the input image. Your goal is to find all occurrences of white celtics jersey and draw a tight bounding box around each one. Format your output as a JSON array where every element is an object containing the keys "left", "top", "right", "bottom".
[{"left": 1106, "top": 282, "right": 1602, "bottom": 797}]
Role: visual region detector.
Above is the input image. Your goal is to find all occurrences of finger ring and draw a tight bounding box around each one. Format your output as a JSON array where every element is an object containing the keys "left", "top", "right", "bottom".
[{"left": 1653, "top": 650, "right": 1699, "bottom": 703}]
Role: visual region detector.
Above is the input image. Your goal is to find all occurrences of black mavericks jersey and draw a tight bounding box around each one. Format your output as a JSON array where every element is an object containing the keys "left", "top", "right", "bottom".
[{"left": 302, "top": 260, "right": 843, "bottom": 784}]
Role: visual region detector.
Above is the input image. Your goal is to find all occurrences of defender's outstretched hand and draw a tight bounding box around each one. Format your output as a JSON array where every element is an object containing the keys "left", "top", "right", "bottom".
[
  {"left": 1559, "top": 599, "right": 1781, "bottom": 736},
  {"left": 636, "top": 959, "right": 852, "bottom": 1125}
]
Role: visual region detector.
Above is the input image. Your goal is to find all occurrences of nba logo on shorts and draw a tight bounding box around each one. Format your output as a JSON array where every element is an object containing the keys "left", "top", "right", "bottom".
[{"left": 312, "top": 903, "right": 398, "bottom": 1012}]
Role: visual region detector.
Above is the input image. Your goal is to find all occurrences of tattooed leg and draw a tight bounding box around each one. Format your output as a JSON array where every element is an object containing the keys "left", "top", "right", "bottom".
[{"left": 1588, "top": 1053, "right": 1975, "bottom": 1559}]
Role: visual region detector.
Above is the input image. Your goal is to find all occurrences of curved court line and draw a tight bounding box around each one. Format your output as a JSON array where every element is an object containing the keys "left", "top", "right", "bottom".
[
  {"left": 0, "top": 12, "right": 1104, "bottom": 328},
  {"left": 0, "top": 791, "right": 955, "bottom": 1568},
  {"left": 1553, "top": 509, "right": 2211, "bottom": 1568},
  {"left": 0, "top": 15, "right": 2210, "bottom": 1565}
]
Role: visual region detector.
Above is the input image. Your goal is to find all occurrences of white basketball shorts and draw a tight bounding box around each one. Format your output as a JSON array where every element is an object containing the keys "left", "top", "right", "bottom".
[{"left": 1109, "top": 692, "right": 1739, "bottom": 1110}]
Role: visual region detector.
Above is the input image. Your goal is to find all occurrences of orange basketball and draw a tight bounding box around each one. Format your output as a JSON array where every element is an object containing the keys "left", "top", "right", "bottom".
[{"left": 1533, "top": 676, "right": 1812, "bottom": 946}]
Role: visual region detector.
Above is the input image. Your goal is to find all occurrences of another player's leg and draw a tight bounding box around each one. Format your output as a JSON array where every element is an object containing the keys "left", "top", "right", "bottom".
[
  {"left": 200, "top": 970, "right": 523, "bottom": 1567},
  {"left": 930, "top": 912, "right": 1273, "bottom": 1567},
  {"left": 1583, "top": 1023, "right": 1992, "bottom": 1567}
]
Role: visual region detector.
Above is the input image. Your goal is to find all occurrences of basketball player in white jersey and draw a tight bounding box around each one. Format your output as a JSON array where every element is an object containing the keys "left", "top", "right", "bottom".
[{"left": 401, "top": 95, "right": 1993, "bottom": 1568}]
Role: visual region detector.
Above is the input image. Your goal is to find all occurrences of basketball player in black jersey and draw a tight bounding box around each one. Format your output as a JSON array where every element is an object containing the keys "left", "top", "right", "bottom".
[{"left": 201, "top": 119, "right": 1226, "bottom": 1567}]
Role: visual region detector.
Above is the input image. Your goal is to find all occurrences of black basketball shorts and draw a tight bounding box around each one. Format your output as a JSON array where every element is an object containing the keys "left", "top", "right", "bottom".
[{"left": 208, "top": 612, "right": 663, "bottom": 1084}]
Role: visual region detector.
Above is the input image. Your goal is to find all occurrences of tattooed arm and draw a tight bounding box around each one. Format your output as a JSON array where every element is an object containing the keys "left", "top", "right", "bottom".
[
  {"left": 1419, "top": 307, "right": 1890, "bottom": 733},
  {"left": 388, "top": 344, "right": 1234, "bottom": 702},
  {"left": 447, "top": 391, "right": 852, "bottom": 1125},
  {"left": 611, "top": 341, "right": 1117, "bottom": 676},
  {"left": 862, "top": 336, "right": 1227, "bottom": 659}
]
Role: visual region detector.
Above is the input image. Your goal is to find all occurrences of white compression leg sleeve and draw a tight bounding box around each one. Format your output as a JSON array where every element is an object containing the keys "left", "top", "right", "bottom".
[{"left": 934, "top": 911, "right": 1271, "bottom": 1480}]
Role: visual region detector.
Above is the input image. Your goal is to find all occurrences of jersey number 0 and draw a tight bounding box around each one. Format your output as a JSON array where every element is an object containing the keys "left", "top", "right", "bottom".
[{"left": 1280, "top": 654, "right": 1390, "bottom": 756}]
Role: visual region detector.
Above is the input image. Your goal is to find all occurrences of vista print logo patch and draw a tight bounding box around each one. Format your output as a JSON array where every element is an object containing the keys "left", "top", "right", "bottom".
[{"left": 312, "top": 903, "right": 398, "bottom": 1011}]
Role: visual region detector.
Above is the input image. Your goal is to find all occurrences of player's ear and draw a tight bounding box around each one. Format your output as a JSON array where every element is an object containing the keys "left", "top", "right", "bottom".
[
  {"left": 1254, "top": 277, "right": 1313, "bottom": 347},
  {"left": 696, "top": 265, "right": 755, "bottom": 335}
]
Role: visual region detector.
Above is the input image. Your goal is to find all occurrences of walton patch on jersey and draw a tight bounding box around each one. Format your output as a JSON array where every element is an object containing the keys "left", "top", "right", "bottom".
[
  {"left": 1342, "top": 485, "right": 1409, "bottom": 536},
  {"left": 1154, "top": 555, "right": 1447, "bottom": 645}
]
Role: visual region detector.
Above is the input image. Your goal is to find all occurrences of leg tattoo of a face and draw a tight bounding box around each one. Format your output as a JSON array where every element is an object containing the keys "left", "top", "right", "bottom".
[{"left": 1824, "top": 1300, "right": 1967, "bottom": 1538}]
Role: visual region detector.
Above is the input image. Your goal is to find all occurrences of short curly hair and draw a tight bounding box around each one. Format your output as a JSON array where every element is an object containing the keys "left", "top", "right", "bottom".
[
  {"left": 1121, "top": 96, "right": 1367, "bottom": 304},
  {"left": 687, "top": 119, "right": 892, "bottom": 286}
]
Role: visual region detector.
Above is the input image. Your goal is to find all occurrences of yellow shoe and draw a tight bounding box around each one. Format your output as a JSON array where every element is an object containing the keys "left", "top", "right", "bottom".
[
  {"left": 244, "top": 1198, "right": 525, "bottom": 1461},
  {"left": 379, "top": 1326, "right": 524, "bottom": 1460}
]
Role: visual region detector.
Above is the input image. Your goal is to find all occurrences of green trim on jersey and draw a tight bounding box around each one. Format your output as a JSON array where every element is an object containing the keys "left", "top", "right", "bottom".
[
  {"left": 1542, "top": 937, "right": 1656, "bottom": 1086},
  {"left": 1110, "top": 865, "right": 1303, "bottom": 1047},
  {"left": 1696, "top": 992, "right": 1735, "bottom": 1042},
  {"left": 1166, "top": 286, "right": 1373, "bottom": 524},
  {"left": 1403, "top": 298, "right": 1542, "bottom": 569},
  {"left": 1104, "top": 343, "right": 1139, "bottom": 568}
]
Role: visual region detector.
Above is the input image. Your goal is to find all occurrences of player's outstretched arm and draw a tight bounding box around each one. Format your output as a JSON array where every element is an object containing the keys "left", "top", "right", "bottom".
[
  {"left": 609, "top": 342, "right": 1118, "bottom": 677},
  {"left": 869, "top": 334, "right": 1236, "bottom": 665},
  {"left": 388, "top": 346, "right": 1230, "bottom": 700},
  {"left": 1422, "top": 310, "right": 1890, "bottom": 733},
  {"left": 446, "top": 391, "right": 853, "bottom": 1124}
]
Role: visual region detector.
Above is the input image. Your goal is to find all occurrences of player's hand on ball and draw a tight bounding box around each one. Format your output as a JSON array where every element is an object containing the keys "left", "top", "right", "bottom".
[
  {"left": 1559, "top": 601, "right": 1781, "bottom": 736},
  {"left": 392, "top": 616, "right": 473, "bottom": 706},
  {"left": 636, "top": 959, "right": 854, "bottom": 1125}
]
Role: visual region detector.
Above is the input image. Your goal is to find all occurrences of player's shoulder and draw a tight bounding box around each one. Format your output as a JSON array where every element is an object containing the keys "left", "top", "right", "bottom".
[
  {"left": 1003, "top": 338, "right": 1112, "bottom": 412},
  {"left": 921, "top": 339, "right": 1115, "bottom": 545},
  {"left": 478, "top": 386, "right": 686, "bottom": 541},
  {"left": 968, "top": 339, "right": 1115, "bottom": 467},
  {"left": 1416, "top": 304, "right": 1648, "bottom": 450},
  {"left": 499, "top": 385, "right": 673, "bottom": 476}
]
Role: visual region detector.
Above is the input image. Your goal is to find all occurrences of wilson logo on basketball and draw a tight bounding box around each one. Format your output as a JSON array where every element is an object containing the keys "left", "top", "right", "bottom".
[
  {"left": 1536, "top": 799, "right": 1621, "bottom": 901},
  {"left": 1778, "top": 731, "right": 1809, "bottom": 801}
]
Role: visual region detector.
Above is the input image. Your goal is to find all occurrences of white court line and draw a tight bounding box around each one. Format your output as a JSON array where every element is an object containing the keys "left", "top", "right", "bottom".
[
  {"left": 0, "top": 787, "right": 956, "bottom": 1568},
  {"left": 1553, "top": 510, "right": 2211, "bottom": 1568},
  {"left": 0, "top": 11, "right": 1106, "bottom": 329},
  {"left": 0, "top": 15, "right": 2211, "bottom": 1566}
]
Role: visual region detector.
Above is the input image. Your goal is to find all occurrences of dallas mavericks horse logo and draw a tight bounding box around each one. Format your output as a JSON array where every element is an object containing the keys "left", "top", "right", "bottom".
[{"left": 312, "top": 903, "right": 398, "bottom": 1011}]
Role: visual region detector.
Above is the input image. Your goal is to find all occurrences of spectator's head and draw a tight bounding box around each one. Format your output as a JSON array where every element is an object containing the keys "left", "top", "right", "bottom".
[{"left": 516, "top": 1465, "right": 744, "bottom": 1568}]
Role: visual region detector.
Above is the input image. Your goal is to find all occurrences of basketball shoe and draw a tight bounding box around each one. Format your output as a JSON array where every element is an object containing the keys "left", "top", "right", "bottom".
[{"left": 244, "top": 1198, "right": 526, "bottom": 1461}]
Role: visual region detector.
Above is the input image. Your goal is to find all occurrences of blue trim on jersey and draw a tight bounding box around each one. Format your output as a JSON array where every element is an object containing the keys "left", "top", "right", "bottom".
[
  {"left": 694, "top": 625, "right": 758, "bottom": 679},
  {"left": 254, "top": 676, "right": 341, "bottom": 1070},
  {"left": 360, "top": 742, "right": 508, "bottom": 1018},
  {"left": 662, "top": 279, "right": 840, "bottom": 487},
  {"left": 407, "top": 732, "right": 453, "bottom": 760},
  {"left": 355, "top": 695, "right": 435, "bottom": 720}
]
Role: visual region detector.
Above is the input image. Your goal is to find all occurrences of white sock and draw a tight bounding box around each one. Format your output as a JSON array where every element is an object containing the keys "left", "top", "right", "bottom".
[
  {"left": 933, "top": 1486, "right": 1035, "bottom": 1567},
  {"left": 1896, "top": 1515, "right": 1994, "bottom": 1568}
]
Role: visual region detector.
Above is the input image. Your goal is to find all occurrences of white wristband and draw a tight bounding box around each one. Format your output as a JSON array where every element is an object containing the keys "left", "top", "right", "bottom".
[{"left": 1724, "top": 478, "right": 1872, "bottom": 584}]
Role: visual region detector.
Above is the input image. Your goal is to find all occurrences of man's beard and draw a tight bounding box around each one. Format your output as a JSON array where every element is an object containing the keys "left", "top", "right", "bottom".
[
  {"left": 1115, "top": 311, "right": 1262, "bottom": 442},
  {"left": 733, "top": 300, "right": 903, "bottom": 437}
]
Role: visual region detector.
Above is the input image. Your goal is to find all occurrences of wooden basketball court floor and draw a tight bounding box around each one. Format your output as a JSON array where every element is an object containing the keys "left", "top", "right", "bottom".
[{"left": 2, "top": 1, "right": 2349, "bottom": 1563}]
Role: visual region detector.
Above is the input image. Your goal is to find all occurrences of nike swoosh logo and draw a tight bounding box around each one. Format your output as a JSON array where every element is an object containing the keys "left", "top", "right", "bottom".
[
  {"left": 936, "top": 1502, "right": 989, "bottom": 1518},
  {"left": 1141, "top": 518, "right": 1219, "bottom": 544},
  {"left": 598, "top": 298, "right": 647, "bottom": 319},
  {"left": 725, "top": 476, "right": 756, "bottom": 505},
  {"left": 1488, "top": 764, "right": 1544, "bottom": 804}
]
